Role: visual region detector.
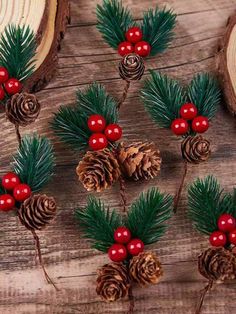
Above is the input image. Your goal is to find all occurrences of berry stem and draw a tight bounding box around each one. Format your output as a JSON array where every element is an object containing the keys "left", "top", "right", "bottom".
[
  {"left": 127, "top": 285, "right": 135, "bottom": 314},
  {"left": 119, "top": 175, "right": 127, "bottom": 212},
  {"left": 118, "top": 80, "right": 130, "bottom": 110},
  {"left": 173, "top": 161, "right": 188, "bottom": 213},
  {"left": 195, "top": 280, "right": 213, "bottom": 314}
]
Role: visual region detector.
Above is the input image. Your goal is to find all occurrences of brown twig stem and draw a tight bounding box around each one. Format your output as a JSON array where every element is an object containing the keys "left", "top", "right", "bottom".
[
  {"left": 119, "top": 175, "right": 127, "bottom": 212},
  {"left": 15, "top": 124, "right": 22, "bottom": 145},
  {"left": 173, "top": 161, "right": 188, "bottom": 213},
  {"left": 127, "top": 285, "right": 135, "bottom": 314},
  {"left": 195, "top": 280, "right": 213, "bottom": 314},
  {"left": 118, "top": 80, "right": 130, "bottom": 109}
]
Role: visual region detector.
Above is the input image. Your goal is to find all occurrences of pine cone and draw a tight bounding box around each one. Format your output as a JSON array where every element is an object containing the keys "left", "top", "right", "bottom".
[
  {"left": 18, "top": 194, "right": 57, "bottom": 230},
  {"left": 181, "top": 135, "right": 210, "bottom": 164},
  {"left": 117, "top": 142, "right": 161, "bottom": 181},
  {"left": 6, "top": 93, "right": 40, "bottom": 126},
  {"left": 76, "top": 149, "right": 121, "bottom": 192},
  {"left": 198, "top": 247, "right": 236, "bottom": 282},
  {"left": 119, "top": 53, "right": 145, "bottom": 81},
  {"left": 96, "top": 263, "right": 130, "bottom": 302},
  {"left": 129, "top": 251, "right": 163, "bottom": 286}
]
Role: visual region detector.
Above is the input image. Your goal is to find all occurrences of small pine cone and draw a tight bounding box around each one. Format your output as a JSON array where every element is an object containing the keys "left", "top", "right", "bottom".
[
  {"left": 96, "top": 263, "right": 130, "bottom": 302},
  {"left": 119, "top": 53, "right": 145, "bottom": 81},
  {"left": 76, "top": 149, "right": 121, "bottom": 192},
  {"left": 129, "top": 251, "right": 163, "bottom": 286},
  {"left": 181, "top": 135, "right": 211, "bottom": 164},
  {"left": 117, "top": 142, "right": 161, "bottom": 181},
  {"left": 18, "top": 194, "right": 57, "bottom": 230},
  {"left": 198, "top": 247, "right": 236, "bottom": 282},
  {"left": 6, "top": 92, "right": 40, "bottom": 126}
]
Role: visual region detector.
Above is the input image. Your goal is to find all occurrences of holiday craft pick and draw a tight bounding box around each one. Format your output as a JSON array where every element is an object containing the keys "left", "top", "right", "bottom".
[
  {"left": 141, "top": 71, "right": 222, "bottom": 212},
  {"left": 188, "top": 176, "right": 236, "bottom": 314},
  {"left": 96, "top": 0, "right": 176, "bottom": 108},
  {"left": 76, "top": 188, "right": 173, "bottom": 311}
]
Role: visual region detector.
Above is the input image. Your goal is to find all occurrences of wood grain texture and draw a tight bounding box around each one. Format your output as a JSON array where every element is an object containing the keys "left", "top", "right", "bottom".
[{"left": 1, "top": 0, "right": 236, "bottom": 313}]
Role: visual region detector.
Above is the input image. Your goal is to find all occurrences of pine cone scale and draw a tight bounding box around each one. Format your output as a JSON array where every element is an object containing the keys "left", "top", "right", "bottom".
[
  {"left": 119, "top": 53, "right": 145, "bottom": 81},
  {"left": 181, "top": 135, "right": 211, "bottom": 164}
]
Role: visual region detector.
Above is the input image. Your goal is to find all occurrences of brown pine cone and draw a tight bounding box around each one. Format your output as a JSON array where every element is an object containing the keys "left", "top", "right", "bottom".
[
  {"left": 18, "top": 194, "right": 57, "bottom": 230},
  {"left": 6, "top": 92, "right": 40, "bottom": 126},
  {"left": 119, "top": 53, "right": 145, "bottom": 81},
  {"left": 117, "top": 142, "right": 161, "bottom": 181},
  {"left": 198, "top": 247, "right": 236, "bottom": 282},
  {"left": 76, "top": 149, "right": 121, "bottom": 192},
  {"left": 181, "top": 135, "right": 211, "bottom": 164},
  {"left": 129, "top": 251, "right": 163, "bottom": 286},
  {"left": 96, "top": 263, "right": 130, "bottom": 302}
]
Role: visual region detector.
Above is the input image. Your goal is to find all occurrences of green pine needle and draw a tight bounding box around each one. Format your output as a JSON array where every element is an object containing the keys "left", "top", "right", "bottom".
[
  {"left": 142, "top": 7, "right": 176, "bottom": 56},
  {"left": 75, "top": 197, "right": 121, "bottom": 252},
  {"left": 187, "top": 73, "right": 221, "bottom": 119},
  {"left": 125, "top": 188, "right": 173, "bottom": 244},
  {"left": 0, "top": 24, "right": 37, "bottom": 81},
  {"left": 141, "top": 70, "right": 186, "bottom": 128},
  {"left": 188, "top": 176, "right": 236, "bottom": 235},
  {"left": 0, "top": 182, "right": 5, "bottom": 194},
  {"left": 96, "top": 0, "right": 134, "bottom": 49},
  {"left": 52, "top": 82, "right": 118, "bottom": 151},
  {"left": 12, "top": 134, "right": 55, "bottom": 192}
]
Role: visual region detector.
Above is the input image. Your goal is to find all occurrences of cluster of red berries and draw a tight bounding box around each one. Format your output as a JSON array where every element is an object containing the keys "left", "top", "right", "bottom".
[
  {"left": 209, "top": 214, "right": 236, "bottom": 247},
  {"left": 0, "top": 172, "right": 31, "bottom": 212},
  {"left": 118, "top": 27, "right": 151, "bottom": 58},
  {"left": 87, "top": 114, "right": 122, "bottom": 151},
  {"left": 171, "top": 103, "right": 209, "bottom": 136},
  {"left": 108, "top": 226, "right": 144, "bottom": 262},
  {"left": 0, "top": 67, "right": 22, "bottom": 100}
]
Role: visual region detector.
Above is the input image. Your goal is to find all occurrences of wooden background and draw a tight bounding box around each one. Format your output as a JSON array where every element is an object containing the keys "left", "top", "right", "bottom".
[{"left": 1, "top": 0, "right": 236, "bottom": 313}]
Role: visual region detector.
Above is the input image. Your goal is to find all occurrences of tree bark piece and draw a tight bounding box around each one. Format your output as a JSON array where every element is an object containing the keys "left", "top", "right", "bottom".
[
  {"left": 0, "top": 0, "right": 70, "bottom": 92},
  {"left": 217, "top": 12, "right": 236, "bottom": 117}
]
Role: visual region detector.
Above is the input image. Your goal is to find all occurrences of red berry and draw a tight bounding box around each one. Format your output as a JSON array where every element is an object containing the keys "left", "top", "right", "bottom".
[
  {"left": 0, "top": 194, "right": 15, "bottom": 211},
  {"left": 89, "top": 133, "right": 108, "bottom": 151},
  {"left": 218, "top": 214, "right": 236, "bottom": 233},
  {"left": 192, "top": 116, "right": 209, "bottom": 133},
  {"left": 180, "top": 103, "right": 198, "bottom": 120},
  {"left": 13, "top": 184, "right": 31, "bottom": 202},
  {"left": 108, "top": 244, "right": 127, "bottom": 262},
  {"left": 229, "top": 229, "right": 236, "bottom": 245},
  {"left": 118, "top": 41, "right": 134, "bottom": 56},
  {"left": 114, "top": 227, "right": 131, "bottom": 244},
  {"left": 127, "top": 238, "right": 144, "bottom": 256},
  {"left": 134, "top": 41, "right": 151, "bottom": 57},
  {"left": 0, "top": 86, "right": 5, "bottom": 100},
  {"left": 0, "top": 67, "right": 9, "bottom": 83},
  {"left": 4, "top": 78, "right": 22, "bottom": 95},
  {"left": 125, "top": 27, "right": 143, "bottom": 44},
  {"left": 209, "top": 231, "right": 227, "bottom": 247},
  {"left": 2, "top": 172, "right": 21, "bottom": 190},
  {"left": 105, "top": 124, "right": 122, "bottom": 142},
  {"left": 88, "top": 114, "right": 106, "bottom": 133},
  {"left": 171, "top": 118, "right": 189, "bottom": 136}
]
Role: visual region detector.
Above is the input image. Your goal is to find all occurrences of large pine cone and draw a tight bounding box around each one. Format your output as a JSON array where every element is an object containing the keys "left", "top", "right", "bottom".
[
  {"left": 96, "top": 263, "right": 130, "bottom": 302},
  {"left": 181, "top": 135, "right": 210, "bottom": 164},
  {"left": 18, "top": 194, "right": 57, "bottom": 230},
  {"left": 76, "top": 149, "right": 121, "bottom": 192},
  {"left": 129, "top": 251, "right": 163, "bottom": 286},
  {"left": 117, "top": 142, "right": 161, "bottom": 181},
  {"left": 198, "top": 247, "right": 236, "bottom": 282},
  {"left": 119, "top": 53, "right": 145, "bottom": 81},
  {"left": 6, "top": 93, "right": 41, "bottom": 126}
]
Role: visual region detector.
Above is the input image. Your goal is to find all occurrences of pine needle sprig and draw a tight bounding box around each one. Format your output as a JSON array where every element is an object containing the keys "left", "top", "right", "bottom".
[
  {"left": 97, "top": 0, "right": 134, "bottom": 49},
  {"left": 75, "top": 197, "right": 122, "bottom": 252},
  {"left": 141, "top": 70, "right": 186, "bottom": 128},
  {"left": 187, "top": 73, "right": 221, "bottom": 119},
  {"left": 142, "top": 7, "right": 176, "bottom": 56},
  {"left": 12, "top": 134, "right": 55, "bottom": 192},
  {"left": 125, "top": 188, "right": 173, "bottom": 244},
  {"left": 0, "top": 24, "right": 37, "bottom": 81}
]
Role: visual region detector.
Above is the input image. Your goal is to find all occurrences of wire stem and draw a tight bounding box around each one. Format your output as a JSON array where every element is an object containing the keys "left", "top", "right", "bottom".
[
  {"left": 119, "top": 175, "right": 127, "bottom": 212},
  {"left": 118, "top": 80, "right": 130, "bottom": 109},
  {"left": 127, "top": 285, "right": 135, "bottom": 314},
  {"left": 195, "top": 280, "right": 213, "bottom": 314},
  {"left": 173, "top": 161, "right": 188, "bottom": 213},
  {"left": 15, "top": 124, "right": 22, "bottom": 144}
]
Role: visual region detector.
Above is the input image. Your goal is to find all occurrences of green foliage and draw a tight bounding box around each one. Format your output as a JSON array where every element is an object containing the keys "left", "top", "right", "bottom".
[
  {"left": 97, "top": 0, "right": 134, "bottom": 49},
  {"left": 52, "top": 83, "right": 118, "bottom": 152},
  {"left": 75, "top": 197, "right": 121, "bottom": 252},
  {"left": 188, "top": 74, "right": 221, "bottom": 120},
  {"left": 0, "top": 181, "right": 5, "bottom": 194},
  {"left": 12, "top": 134, "right": 54, "bottom": 192},
  {"left": 188, "top": 176, "right": 236, "bottom": 235},
  {"left": 141, "top": 70, "right": 186, "bottom": 128},
  {"left": 142, "top": 7, "right": 176, "bottom": 56},
  {"left": 0, "top": 24, "right": 37, "bottom": 81}
]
